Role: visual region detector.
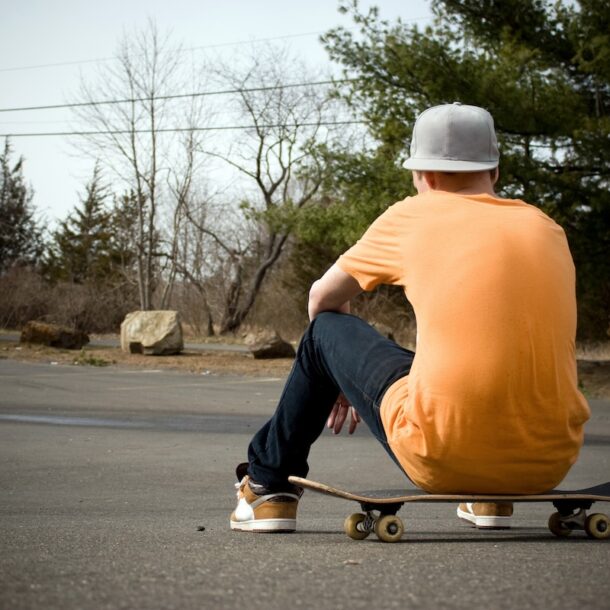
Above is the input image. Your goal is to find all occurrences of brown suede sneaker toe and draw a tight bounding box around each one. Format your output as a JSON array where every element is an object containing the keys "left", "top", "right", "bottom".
[{"left": 457, "top": 502, "right": 513, "bottom": 529}]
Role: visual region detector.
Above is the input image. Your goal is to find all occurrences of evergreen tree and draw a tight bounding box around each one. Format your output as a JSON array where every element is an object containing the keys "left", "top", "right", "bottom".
[
  {"left": 109, "top": 189, "right": 140, "bottom": 280},
  {"left": 0, "top": 139, "right": 44, "bottom": 274},
  {"left": 49, "top": 164, "right": 115, "bottom": 284},
  {"left": 316, "top": 0, "right": 609, "bottom": 339}
]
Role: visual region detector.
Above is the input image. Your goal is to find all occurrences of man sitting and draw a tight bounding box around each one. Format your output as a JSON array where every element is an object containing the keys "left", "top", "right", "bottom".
[{"left": 230, "top": 103, "right": 590, "bottom": 532}]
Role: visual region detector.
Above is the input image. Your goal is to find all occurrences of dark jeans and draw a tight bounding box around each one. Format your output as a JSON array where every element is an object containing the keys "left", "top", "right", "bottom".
[{"left": 247, "top": 312, "right": 415, "bottom": 490}]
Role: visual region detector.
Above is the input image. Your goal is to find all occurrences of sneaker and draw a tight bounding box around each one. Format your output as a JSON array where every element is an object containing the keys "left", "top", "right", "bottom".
[
  {"left": 230, "top": 464, "right": 301, "bottom": 533},
  {"left": 457, "top": 502, "right": 513, "bottom": 529}
]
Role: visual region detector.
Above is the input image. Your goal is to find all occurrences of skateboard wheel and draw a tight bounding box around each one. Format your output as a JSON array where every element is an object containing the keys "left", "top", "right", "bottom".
[
  {"left": 344, "top": 513, "right": 370, "bottom": 540},
  {"left": 374, "top": 515, "right": 404, "bottom": 543},
  {"left": 548, "top": 512, "right": 572, "bottom": 537},
  {"left": 584, "top": 513, "right": 610, "bottom": 540}
]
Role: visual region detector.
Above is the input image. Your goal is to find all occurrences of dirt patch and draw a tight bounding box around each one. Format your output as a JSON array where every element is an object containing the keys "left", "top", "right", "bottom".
[
  {"left": 0, "top": 341, "right": 293, "bottom": 378},
  {"left": 2, "top": 340, "right": 609, "bottom": 399},
  {"left": 577, "top": 360, "right": 610, "bottom": 401}
]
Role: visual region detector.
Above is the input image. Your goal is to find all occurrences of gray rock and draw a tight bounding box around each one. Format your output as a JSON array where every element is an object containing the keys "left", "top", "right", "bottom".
[{"left": 245, "top": 330, "right": 296, "bottom": 359}]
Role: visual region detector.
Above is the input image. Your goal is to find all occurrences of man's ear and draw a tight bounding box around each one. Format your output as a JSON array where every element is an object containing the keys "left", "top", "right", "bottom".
[
  {"left": 423, "top": 171, "right": 436, "bottom": 190},
  {"left": 492, "top": 167, "right": 500, "bottom": 185}
]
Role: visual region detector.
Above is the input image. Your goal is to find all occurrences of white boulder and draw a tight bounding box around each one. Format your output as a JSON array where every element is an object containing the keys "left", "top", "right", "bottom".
[{"left": 120, "top": 310, "right": 184, "bottom": 355}]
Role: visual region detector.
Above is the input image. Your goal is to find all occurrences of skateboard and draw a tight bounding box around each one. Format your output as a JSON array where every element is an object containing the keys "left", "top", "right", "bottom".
[{"left": 288, "top": 476, "right": 610, "bottom": 543}]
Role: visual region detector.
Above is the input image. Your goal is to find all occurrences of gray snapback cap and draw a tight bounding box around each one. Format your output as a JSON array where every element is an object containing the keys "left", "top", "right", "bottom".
[{"left": 403, "top": 103, "right": 499, "bottom": 172}]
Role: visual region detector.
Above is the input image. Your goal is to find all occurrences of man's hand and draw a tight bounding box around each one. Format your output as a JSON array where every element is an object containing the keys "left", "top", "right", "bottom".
[{"left": 327, "top": 393, "right": 361, "bottom": 435}]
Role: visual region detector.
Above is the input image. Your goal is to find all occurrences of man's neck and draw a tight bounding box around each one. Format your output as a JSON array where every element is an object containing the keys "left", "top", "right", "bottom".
[
  {"left": 448, "top": 185, "right": 496, "bottom": 196},
  {"left": 414, "top": 170, "right": 498, "bottom": 196}
]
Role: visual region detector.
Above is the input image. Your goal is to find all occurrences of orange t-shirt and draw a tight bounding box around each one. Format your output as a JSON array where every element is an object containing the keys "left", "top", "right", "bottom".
[{"left": 337, "top": 190, "right": 590, "bottom": 494}]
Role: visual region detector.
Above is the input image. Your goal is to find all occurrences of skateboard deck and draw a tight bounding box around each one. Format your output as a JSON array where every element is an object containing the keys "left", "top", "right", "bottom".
[{"left": 288, "top": 476, "right": 610, "bottom": 542}]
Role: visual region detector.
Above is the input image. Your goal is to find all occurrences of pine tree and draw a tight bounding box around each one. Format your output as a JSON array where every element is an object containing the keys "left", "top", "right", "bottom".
[
  {"left": 319, "top": 0, "right": 610, "bottom": 339},
  {"left": 0, "top": 139, "right": 44, "bottom": 274},
  {"left": 109, "top": 189, "right": 140, "bottom": 281},
  {"left": 50, "top": 164, "right": 115, "bottom": 284}
]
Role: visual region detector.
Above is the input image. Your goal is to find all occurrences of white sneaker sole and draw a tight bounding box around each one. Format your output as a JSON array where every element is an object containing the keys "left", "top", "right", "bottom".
[
  {"left": 230, "top": 518, "right": 296, "bottom": 533},
  {"left": 457, "top": 506, "right": 512, "bottom": 529}
]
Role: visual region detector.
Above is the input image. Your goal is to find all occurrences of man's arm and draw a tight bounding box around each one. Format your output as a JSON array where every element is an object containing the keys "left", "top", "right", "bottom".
[
  {"left": 308, "top": 263, "right": 364, "bottom": 434},
  {"left": 308, "top": 263, "right": 362, "bottom": 321}
]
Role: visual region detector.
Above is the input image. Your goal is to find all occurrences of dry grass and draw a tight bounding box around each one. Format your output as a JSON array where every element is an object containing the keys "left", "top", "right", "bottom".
[
  {"left": 576, "top": 343, "right": 610, "bottom": 361},
  {"left": 577, "top": 361, "right": 610, "bottom": 400}
]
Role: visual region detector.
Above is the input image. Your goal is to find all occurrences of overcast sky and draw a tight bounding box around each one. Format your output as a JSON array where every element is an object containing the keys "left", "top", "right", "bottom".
[{"left": 1, "top": 0, "right": 432, "bottom": 225}]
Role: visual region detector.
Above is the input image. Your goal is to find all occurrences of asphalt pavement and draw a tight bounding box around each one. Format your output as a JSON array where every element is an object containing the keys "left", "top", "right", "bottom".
[{"left": 0, "top": 358, "right": 609, "bottom": 610}]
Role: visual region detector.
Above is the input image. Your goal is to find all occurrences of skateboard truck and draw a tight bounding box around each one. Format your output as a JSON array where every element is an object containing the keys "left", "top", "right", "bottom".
[
  {"left": 345, "top": 502, "right": 405, "bottom": 542},
  {"left": 549, "top": 500, "right": 609, "bottom": 539}
]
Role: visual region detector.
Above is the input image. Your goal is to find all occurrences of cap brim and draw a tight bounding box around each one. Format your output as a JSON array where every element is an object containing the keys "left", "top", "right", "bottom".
[{"left": 402, "top": 158, "right": 498, "bottom": 172}]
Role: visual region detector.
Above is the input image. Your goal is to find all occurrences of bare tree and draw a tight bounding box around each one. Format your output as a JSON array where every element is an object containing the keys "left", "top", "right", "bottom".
[
  {"left": 75, "top": 31, "right": 337, "bottom": 332},
  {"left": 73, "top": 21, "right": 210, "bottom": 311},
  {"left": 159, "top": 127, "right": 203, "bottom": 309},
  {"left": 199, "top": 45, "right": 338, "bottom": 334},
  {"left": 161, "top": 138, "right": 217, "bottom": 334}
]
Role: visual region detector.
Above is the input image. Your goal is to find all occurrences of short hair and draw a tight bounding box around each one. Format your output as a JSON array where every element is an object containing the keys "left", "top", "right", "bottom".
[{"left": 415, "top": 169, "right": 497, "bottom": 179}]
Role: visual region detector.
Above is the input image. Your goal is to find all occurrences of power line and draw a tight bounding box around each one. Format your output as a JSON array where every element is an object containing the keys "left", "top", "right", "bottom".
[
  {"left": 0, "top": 30, "right": 338, "bottom": 74},
  {"left": 0, "top": 120, "right": 366, "bottom": 138},
  {"left": 0, "top": 120, "right": 78, "bottom": 125},
  {"left": 0, "top": 79, "right": 354, "bottom": 114},
  {"left": 0, "top": 17, "right": 431, "bottom": 74}
]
